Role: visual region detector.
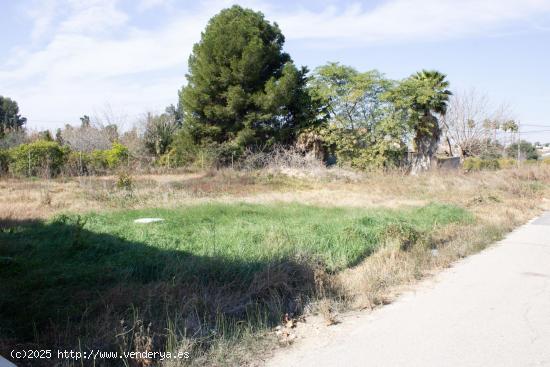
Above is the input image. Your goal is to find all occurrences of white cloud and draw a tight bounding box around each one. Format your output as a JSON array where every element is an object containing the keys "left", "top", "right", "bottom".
[
  {"left": 59, "top": 0, "right": 128, "bottom": 34},
  {"left": 26, "top": 0, "right": 60, "bottom": 41},
  {"left": 2, "top": 0, "right": 550, "bottom": 129},
  {"left": 137, "top": 0, "right": 172, "bottom": 12},
  {"left": 277, "top": 0, "right": 550, "bottom": 44}
]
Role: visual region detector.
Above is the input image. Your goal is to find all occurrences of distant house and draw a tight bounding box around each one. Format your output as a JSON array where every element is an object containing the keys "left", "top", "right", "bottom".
[{"left": 538, "top": 146, "right": 550, "bottom": 158}]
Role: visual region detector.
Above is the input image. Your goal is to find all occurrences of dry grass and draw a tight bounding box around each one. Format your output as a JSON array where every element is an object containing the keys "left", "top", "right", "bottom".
[
  {"left": 1, "top": 164, "right": 549, "bottom": 366},
  {"left": 1, "top": 165, "right": 547, "bottom": 222},
  {"left": 331, "top": 166, "right": 550, "bottom": 310}
]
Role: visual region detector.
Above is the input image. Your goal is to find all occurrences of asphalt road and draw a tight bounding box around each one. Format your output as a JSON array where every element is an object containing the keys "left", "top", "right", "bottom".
[
  {"left": 266, "top": 213, "right": 550, "bottom": 367},
  {"left": 0, "top": 356, "right": 15, "bottom": 367}
]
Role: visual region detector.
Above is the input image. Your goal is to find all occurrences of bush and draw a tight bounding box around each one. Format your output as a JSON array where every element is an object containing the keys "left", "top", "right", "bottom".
[
  {"left": 506, "top": 140, "right": 539, "bottom": 161},
  {"left": 143, "top": 112, "right": 179, "bottom": 156},
  {"left": 480, "top": 158, "right": 500, "bottom": 170},
  {"left": 300, "top": 126, "right": 406, "bottom": 170},
  {"left": 159, "top": 130, "right": 199, "bottom": 168},
  {"left": 63, "top": 151, "right": 91, "bottom": 175},
  {"left": 105, "top": 142, "right": 129, "bottom": 168},
  {"left": 9, "top": 140, "right": 67, "bottom": 177},
  {"left": 89, "top": 143, "right": 129, "bottom": 172},
  {"left": 213, "top": 142, "right": 243, "bottom": 167},
  {"left": 116, "top": 171, "right": 133, "bottom": 191},
  {"left": 497, "top": 158, "right": 516, "bottom": 169},
  {"left": 463, "top": 157, "right": 500, "bottom": 171},
  {"left": 0, "top": 149, "right": 11, "bottom": 174},
  {"left": 90, "top": 150, "right": 109, "bottom": 171},
  {"left": 463, "top": 157, "right": 481, "bottom": 171},
  {"left": 160, "top": 130, "right": 225, "bottom": 169}
]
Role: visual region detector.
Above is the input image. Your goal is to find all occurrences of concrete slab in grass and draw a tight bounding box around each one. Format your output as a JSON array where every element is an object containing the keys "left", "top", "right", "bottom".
[{"left": 134, "top": 218, "right": 164, "bottom": 224}]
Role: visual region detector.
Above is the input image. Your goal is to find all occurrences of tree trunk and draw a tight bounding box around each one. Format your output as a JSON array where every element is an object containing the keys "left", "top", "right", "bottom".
[
  {"left": 411, "top": 113, "right": 440, "bottom": 175},
  {"left": 446, "top": 136, "right": 453, "bottom": 157}
]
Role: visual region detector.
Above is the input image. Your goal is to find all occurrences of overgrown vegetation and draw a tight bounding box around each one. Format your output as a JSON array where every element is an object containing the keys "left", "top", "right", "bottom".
[
  {"left": 8, "top": 140, "right": 68, "bottom": 177},
  {"left": 1, "top": 165, "right": 548, "bottom": 365},
  {"left": 0, "top": 3, "right": 548, "bottom": 367},
  {"left": 1, "top": 203, "right": 471, "bottom": 365}
]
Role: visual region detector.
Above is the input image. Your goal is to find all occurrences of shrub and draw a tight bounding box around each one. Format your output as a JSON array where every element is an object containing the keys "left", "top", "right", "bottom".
[
  {"left": 213, "top": 142, "right": 243, "bottom": 167},
  {"left": 300, "top": 126, "right": 407, "bottom": 170},
  {"left": 190, "top": 144, "right": 219, "bottom": 169},
  {"left": 64, "top": 151, "right": 91, "bottom": 175},
  {"left": 463, "top": 157, "right": 500, "bottom": 171},
  {"left": 0, "top": 149, "right": 10, "bottom": 174},
  {"left": 89, "top": 143, "right": 129, "bottom": 172},
  {"left": 160, "top": 130, "right": 199, "bottom": 168},
  {"left": 382, "top": 222, "right": 422, "bottom": 251},
  {"left": 463, "top": 157, "right": 481, "bottom": 171},
  {"left": 480, "top": 158, "right": 500, "bottom": 170},
  {"left": 497, "top": 158, "right": 516, "bottom": 169},
  {"left": 160, "top": 130, "right": 221, "bottom": 169},
  {"left": 143, "top": 112, "right": 179, "bottom": 156},
  {"left": 105, "top": 142, "right": 129, "bottom": 168},
  {"left": 116, "top": 171, "right": 133, "bottom": 191},
  {"left": 90, "top": 150, "right": 109, "bottom": 171},
  {"left": 506, "top": 140, "right": 539, "bottom": 161},
  {"left": 9, "top": 140, "right": 67, "bottom": 177}
]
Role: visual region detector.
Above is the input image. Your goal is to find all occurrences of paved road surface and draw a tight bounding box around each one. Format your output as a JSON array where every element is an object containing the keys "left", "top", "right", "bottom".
[
  {"left": 0, "top": 356, "right": 15, "bottom": 367},
  {"left": 266, "top": 213, "right": 550, "bottom": 367}
]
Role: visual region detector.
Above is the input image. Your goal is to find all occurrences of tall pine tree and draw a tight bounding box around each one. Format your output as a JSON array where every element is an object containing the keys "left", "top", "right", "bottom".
[{"left": 179, "top": 5, "right": 317, "bottom": 149}]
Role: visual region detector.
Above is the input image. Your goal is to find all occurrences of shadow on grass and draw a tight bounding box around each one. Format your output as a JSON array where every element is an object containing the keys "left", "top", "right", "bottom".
[{"left": 0, "top": 217, "right": 319, "bottom": 366}]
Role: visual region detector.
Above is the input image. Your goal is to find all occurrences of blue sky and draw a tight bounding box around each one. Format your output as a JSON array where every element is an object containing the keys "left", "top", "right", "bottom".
[{"left": 1, "top": 0, "right": 550, "bottom": 142}]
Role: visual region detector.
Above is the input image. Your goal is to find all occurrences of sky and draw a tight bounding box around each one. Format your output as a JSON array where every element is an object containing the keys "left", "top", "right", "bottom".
[{"left": 1, "top": 0, "right": 550, "bottom": 142}]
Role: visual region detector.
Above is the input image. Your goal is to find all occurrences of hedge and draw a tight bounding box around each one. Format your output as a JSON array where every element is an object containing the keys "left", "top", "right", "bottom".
[
  {"left": 3, "top": 140, "right": 131, "bottom": 177},
  {"left": 463, "top": 157, "right": 500, "bottom": 171},
  {"left": 90, "top": 142, "right": 129, "bottom": 171},
  {"left": 463, "top": 157, "right": 542, "bottom": 171},
  {"left": 9, "top": 140, "right": 68, "bottom": 177}
]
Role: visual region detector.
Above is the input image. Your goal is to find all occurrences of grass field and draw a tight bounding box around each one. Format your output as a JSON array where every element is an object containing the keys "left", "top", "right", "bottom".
[
  {"left": 1, "top": 204, "right": 470, "bottom": 351},
  {"left": 1, "top": 166, "right": 549, "bottom": 366}
]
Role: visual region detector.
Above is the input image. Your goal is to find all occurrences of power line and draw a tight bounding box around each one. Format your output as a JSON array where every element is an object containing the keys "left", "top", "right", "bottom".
[
  {"left": 521, "top": 124, "right": 550, "bottom": 128},
  {"left": 520, "top": 129, "right": 550, "bottom": 134}
]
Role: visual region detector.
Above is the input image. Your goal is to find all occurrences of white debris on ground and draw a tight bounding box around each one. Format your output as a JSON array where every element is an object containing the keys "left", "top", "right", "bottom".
[{"left": 134, "top": 218, "right": 164, "bottom": 224}]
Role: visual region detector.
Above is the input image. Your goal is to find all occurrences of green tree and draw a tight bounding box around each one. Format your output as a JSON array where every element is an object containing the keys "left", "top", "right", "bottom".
[
  {"left": 165, "top": 104, "right": 183, "bottom": 126},
  {"left": 143, "top": 110, "right": 180, "bottom": 156},
  {"left": 37, "top": 130, "right": 53, "bottom": 141},
  {"left": 103, "top": 124, "right": 119, "bottom": 143},
  {"left": 80, "top": 115, "right": 91, "bottom": 128},
  {"left": 390, "top": 70, "right": 452, "bottom": 173},
  {"left": 501, "top": 120, "right": 518, "bottom": 149},
  {"left": 311, "top": 62, "right": 390, "bottom": 130},
  {"left": 179, "top": 5, "right": 316, "bottom": 149},
  {"left": 0, "top": 96, "right": 26, "bottom": 137},
  {"left": 9, "top": 140, "right": 67, "bottom": 177},
  {"left": 507, "top": 140, "right": 538, "bottom": 160},
  {"left": 55, "top": 128, "right": 64, "bottom": 145},
  {"left": 309, "top": 63, "right": 408, "bottom": 169}
]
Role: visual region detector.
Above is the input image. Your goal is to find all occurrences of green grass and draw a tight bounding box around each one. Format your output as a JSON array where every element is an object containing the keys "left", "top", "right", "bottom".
[
  {"left": 0, "top": 202, "right": 472, "bottom": 363},
  {"left": 79, "top": 202, "right": 471, "bottom": 272}
]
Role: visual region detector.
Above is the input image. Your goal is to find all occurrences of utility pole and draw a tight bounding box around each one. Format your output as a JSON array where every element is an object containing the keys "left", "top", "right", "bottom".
[{"left": 517, "top": 121, "right": 521, "bottom": 168}]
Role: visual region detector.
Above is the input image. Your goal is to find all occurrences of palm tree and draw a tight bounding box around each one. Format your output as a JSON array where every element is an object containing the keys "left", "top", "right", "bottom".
[
  {"left": 502, "top": 120, "right": 518, "bottom": 155},
  {"left": 408, "top": 70, "right": 452, "bottom": 174}
]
